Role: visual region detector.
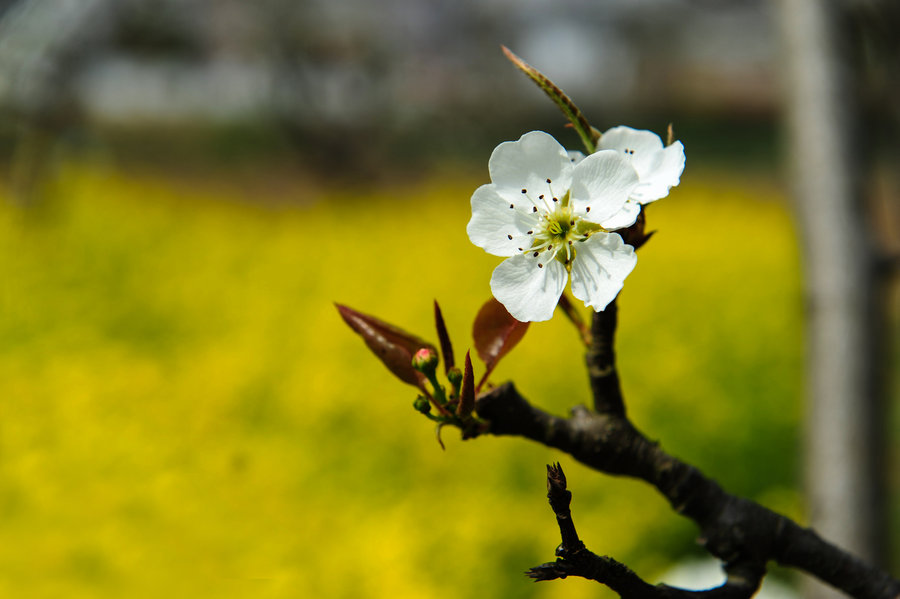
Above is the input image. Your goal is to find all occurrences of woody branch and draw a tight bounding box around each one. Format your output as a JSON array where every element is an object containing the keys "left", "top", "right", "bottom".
[{"left": 473, "top": 307, "right": 900, "bottom": 599}]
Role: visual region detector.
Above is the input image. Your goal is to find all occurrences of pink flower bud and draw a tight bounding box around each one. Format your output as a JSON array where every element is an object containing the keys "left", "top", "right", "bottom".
[{"left": 411, "top": 348, "right": 439, "bottom": 376}]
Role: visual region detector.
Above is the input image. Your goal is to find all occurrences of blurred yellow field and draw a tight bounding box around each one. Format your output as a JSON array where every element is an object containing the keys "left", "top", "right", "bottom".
[{"left": 0, "top": 161, "right": 803, "bottom": 598}]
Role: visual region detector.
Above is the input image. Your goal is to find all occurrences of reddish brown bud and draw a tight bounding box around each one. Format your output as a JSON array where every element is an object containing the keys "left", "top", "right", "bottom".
[{"left": 457, "top": 351, "right": 475, "bottom": 418}]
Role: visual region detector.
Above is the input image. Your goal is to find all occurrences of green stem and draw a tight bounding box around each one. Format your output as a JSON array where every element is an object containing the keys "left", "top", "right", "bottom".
[{"left": 502, "top": 46, "right": 599, "bottom": 154}]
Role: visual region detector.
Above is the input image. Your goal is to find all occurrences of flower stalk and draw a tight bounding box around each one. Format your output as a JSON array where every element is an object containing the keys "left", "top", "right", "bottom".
[{"left": 502, "top": 46, "right": 599, "bottom": 154}]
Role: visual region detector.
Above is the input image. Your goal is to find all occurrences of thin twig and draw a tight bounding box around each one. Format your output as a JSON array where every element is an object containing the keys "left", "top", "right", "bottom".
[{"left": 529, "top": 463, "right": 764, "bottom": 599}]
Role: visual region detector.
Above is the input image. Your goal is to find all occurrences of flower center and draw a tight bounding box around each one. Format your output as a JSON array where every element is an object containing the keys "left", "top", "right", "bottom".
[
  {"left": 525, "top": 206, "right": 593, "bottom": 270},
  {"left": 545, "top": 211, "right": 571, "bottom": 238},
  {"left": 511, "top": 185, "right": 605, "bottom": 271}
]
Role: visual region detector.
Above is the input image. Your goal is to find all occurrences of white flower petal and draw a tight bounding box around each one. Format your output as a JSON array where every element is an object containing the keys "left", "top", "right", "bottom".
[
  {"left": 600, "top": 199, "right": 641, "bottom": 231},
  {"left": 467, "top": 184, "right": 540, "bottom": 256},
  {"left": 598, "top": 126, "right": 664, "bottom": 174},
  {"left": 598, "top": 126, "right": 685, "bottom": 204},
  {"left": 490, "top": 253, "right": 567, "bottom": 322},
  {"left": 488, "top": 131, "right": 573, "bottom": 200},
  {"left": 566, "top": 150, "right": 586, "bottom": 166},
  {"left": 570, "top": 233, "right": 637, "bottom": 312},
  {"left": 569, "top": 150, "right": 639, "bottom": 224},
  {"left": 631, "top": 141, "right": 685, "bottom": 204}
]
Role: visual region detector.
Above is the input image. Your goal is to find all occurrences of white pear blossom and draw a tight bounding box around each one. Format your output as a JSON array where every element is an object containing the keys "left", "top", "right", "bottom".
[
  {"left": 596, "top": 126, "right": 685, "bottom": 227},
  {"left": 467, "top": 131, "right": 641, "bottom": 322}
]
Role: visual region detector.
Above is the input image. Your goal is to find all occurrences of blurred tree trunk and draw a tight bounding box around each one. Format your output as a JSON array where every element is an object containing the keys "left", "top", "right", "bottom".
[{"left": 774, "top": 1, "right": 885, "bottom": 597}]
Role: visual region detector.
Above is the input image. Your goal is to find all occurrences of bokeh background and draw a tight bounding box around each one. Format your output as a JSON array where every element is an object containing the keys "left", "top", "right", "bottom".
[{"left": 0, "top": 1, "right": 897, "bottom": 598}]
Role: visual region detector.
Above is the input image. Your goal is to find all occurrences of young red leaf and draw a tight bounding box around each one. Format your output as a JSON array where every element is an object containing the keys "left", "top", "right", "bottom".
[
  {"left": 457, "top": 351, "right": 475, "bottom": 418},
  {"left": 433, "top": 300, "right": 455, "bottom": 374},
  {"left": 335, "top": 303, "right": 436, "bottom": 388},
  {"left": 472, "top": 297, "right": 529, "bottom": 389}
]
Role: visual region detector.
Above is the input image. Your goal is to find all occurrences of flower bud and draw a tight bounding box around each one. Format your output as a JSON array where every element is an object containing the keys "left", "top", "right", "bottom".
[
  {"left": 411, "top": 348, "right": 439, "bottom": 376},
  {"left": 446, "top": 367, "right": 463, "bottom": 387},
  {"left": 413, "top": 395, "right": 432, "bottom": 414}
]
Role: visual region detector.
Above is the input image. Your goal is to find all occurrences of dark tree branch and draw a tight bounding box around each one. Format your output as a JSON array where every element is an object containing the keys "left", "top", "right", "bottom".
[
  {"left": 585, "top": 299, "right": 626, "bottom": 416},
  {"left": 527, "top": 463, "right": 764, "bottom": 599},
  {"left": 467, "top": 273, "right": 898, "bottom": 598},
  {"left": 474, "top": 384, "right": 900, "bottom": 599},
  {"left": 529, "top": 464, "right": 766, "bottom": 598},
  {"left": 544, "top": 462, "right": 582, "bottom": 552}
]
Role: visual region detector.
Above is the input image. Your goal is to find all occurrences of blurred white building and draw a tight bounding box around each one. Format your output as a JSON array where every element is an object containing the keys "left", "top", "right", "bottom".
[{"left": 0, "top": 0, "right": 779, "bottom": 129}]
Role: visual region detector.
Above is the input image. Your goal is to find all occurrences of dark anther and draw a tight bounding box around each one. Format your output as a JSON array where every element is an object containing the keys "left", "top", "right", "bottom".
[
  {"left": 507, "top": 234, "right": 513, "bottom": 240},
  {"left": 538, "top": 263, "right": 543, "bottom": 268},
  {"left": 521, "top": 189, "right": 527, "bottom": 193},
  {"left": 539, "top": 194, "right": 544, "bottom": 199},
  {"left": 533, "top": 207, "right": 538, "bottom": 213},
  {"left": 585, "top": 206, "right": 591, "bottom": 212},
  {"left": 527, "top": 230, "right": 533, "bottom": 235},
  {"left": 509, "top": 203, "right": 515, "bottom": 209},
  {"left": 553, "top": 197, "right": 558, "bottom": 202},
  {"left": 546, "top": 178, "right": 552, "bottom": 183},
  {"left": 533, "top": 251, "right": 539, "bottom": 257},
  {"left": 570, "top": 220, "right": 575, "bottom": 225}
]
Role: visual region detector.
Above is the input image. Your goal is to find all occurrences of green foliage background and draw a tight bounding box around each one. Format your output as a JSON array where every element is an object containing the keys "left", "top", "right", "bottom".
[{"left": 0, "top": 160, "right": 804, "bottom": 598}]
